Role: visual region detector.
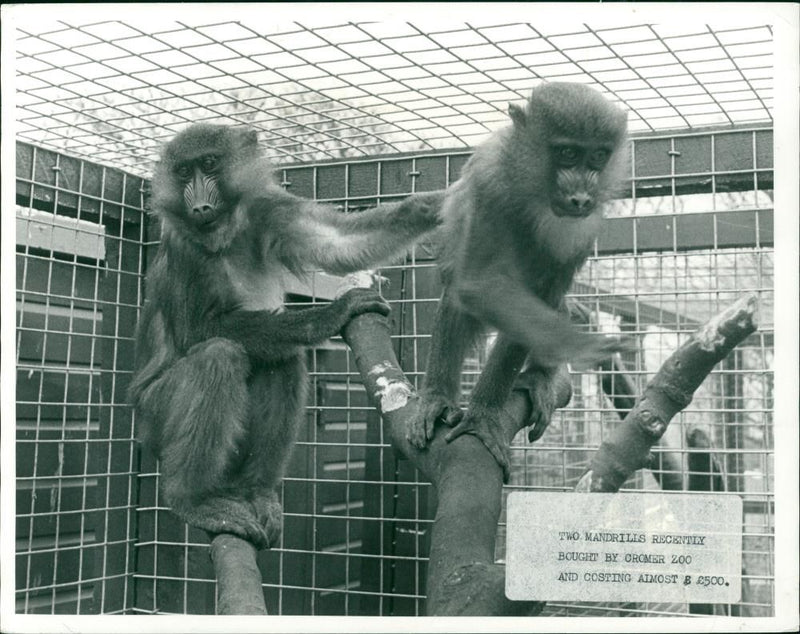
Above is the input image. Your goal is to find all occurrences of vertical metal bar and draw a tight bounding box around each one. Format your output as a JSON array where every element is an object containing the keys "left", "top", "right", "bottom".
[
  {"left": 20, "top": 145, "right": 38, "bottom": 614},
  {"left": 69, "top": 156, "right": 90, "bottom": 615},
  {"left": 375, "top": 157, "right": 386, "bottom": 616},
  {"left": 309, "top": 162, "right": 320, "bottom": 615}
]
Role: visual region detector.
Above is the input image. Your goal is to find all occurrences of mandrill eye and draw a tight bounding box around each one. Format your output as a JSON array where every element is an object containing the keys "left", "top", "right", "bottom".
[
  {"left": 557, "top": 146, "right": 580, "bottom": 166},
  {"left": 175, "top": 164, "right": 192, "bottom": 179},
  {"left": 201, "top": 155, "right": 218, "bottom": 173}
]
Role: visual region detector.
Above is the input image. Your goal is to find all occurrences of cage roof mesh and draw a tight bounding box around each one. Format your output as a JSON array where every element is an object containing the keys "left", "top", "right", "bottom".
[{"left": 14, "top": 19, "right": 773, "bottom": 177}]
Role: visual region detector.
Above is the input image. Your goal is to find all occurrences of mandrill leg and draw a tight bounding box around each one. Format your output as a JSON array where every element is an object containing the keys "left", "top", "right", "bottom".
[
  {"left": 140, "top": 337, "right": 279, "bottom": 549},
  {"left": 409, "top": 287, "right": 482, "bottom": 447},
  {"left": 445, "top": 334, "right": 529, "bottom": 482},
  {"left": 512, "top": 363, "right": 572, "bottom": 442}
]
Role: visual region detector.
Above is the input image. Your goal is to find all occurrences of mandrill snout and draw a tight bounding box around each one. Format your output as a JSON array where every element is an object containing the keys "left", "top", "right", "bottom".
[
  {"left": 192, "top": 203, "right": 215, "bottom": 218},
  {"left": 567, "top": 192, "right": 594, "bottom": 214},
  {"left": 554, "top": 169, "right": 600, "bottom": 217},
  {"left": 553, "top": 189, "right": 597, "bottom": 218},
  {"left": 189, "top": 203, "right": 220, "bottom": 229}
]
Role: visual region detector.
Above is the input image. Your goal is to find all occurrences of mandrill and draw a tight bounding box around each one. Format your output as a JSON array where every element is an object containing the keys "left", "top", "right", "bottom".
[
  {"left": 130, "top": 123, "right": 444, "bottom": 548},
  {"left": 408, "top": 82, "right": 630, "bottom": 480}
]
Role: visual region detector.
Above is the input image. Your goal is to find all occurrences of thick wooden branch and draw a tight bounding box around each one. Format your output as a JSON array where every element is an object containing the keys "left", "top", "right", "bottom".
[
  {"left": 342, "top": 312, "right": 568, "bottom": 615},
  {"left": 344, "top": 281, "right": 755, "bottom": 614},
  {"left": 576, "top": 294, "right": 758, "bottom": 493},
  {"left": 209, "top": 533, "right": 267, "bottom": 614},
  {"left": 597, "top": 353, "right": 684, "bottom": 491}
]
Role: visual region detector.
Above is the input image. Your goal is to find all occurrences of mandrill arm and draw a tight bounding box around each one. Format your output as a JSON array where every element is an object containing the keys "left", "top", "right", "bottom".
[
  {"left": 454, "top": 270, "right": 621, "bottom": 369},
  {"left": 261, "top": 189, "right": 446, "bottom": 276},
  {"left": 209, "top": 289, "right": 391, "bottom": 362}
]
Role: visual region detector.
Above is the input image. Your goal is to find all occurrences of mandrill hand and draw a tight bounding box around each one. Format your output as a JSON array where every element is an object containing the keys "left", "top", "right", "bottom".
[
  {"left": 565, "top": 333, "right": 636, "bottom": 371},
  {"left": 398, "top": 190, "right": 446, "bottom": 228},
  {"left": 335, "top": 288, "right": 391, "bottom": 330}
]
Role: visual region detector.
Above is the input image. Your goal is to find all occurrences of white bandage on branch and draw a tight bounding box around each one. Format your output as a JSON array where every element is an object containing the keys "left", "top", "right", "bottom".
[{"left": 335, "top": 270, "right": 388, "bottom": 297}]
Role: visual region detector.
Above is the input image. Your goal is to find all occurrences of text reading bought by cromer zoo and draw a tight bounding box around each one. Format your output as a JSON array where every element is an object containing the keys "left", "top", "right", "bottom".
[{"left": 505, "top": 492, "right": 742, "bottom": 603}]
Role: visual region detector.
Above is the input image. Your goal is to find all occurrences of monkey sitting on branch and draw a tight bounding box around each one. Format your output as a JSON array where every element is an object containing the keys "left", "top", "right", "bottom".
[
  {"left": 129, "top": 123, "right": 444, "bottom": 549},
  {"left": 407, "top": 82, "right": 631, "bottom": 481}
]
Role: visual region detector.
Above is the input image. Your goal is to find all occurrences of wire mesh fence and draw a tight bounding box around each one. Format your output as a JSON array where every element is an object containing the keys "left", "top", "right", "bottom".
[
  {"left": 15, "top": 143, "right": 146, "bottom": 614},
  {"left": 14, "top": 121, "right": 774, "bottom": 615},
  {"left": 14, "top": 19, "right": 772, "bottom": 174},
  {"left": 9, "top": 9, "right": 783, "bottom": 620}
]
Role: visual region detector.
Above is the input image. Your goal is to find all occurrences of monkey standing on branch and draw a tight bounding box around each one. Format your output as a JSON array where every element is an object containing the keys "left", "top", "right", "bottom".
[
  {"left": 130, "top": 124, "right": 444, "bottom": 548},
  {"left": 408, "top": 83, "right": 630, "bottom": 480}
]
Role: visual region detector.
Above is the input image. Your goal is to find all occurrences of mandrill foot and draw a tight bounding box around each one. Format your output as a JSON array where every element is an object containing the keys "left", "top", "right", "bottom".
[
  {"left": 175, "top": 493, "right": 283, "bottom": 550},
  {"left": 444, "top": 407, "right": 511, "bottom": 483}
]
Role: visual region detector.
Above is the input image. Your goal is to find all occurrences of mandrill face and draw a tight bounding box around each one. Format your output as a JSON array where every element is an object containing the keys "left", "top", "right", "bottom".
[
  {"left": 548, "top": 140, "right": 617, "bottom": 218},
  {"left": 508, "top": 82, "right": 628, "bottom": 222},
  {"left": 151, "top": 124, "right": 263, "bottom": 252}
]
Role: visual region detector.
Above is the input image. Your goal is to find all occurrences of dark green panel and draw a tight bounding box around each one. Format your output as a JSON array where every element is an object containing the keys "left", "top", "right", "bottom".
[
  {"left": 33, "top": 147, "right": 58, "bottom": 187},
  {"left": 414, "top": 156, "right": 447, "bottom": 192},
  {"left": 715, "top": 131, "right": 754, "bottom": 171},
  {"left": 313, "top": 551, "right": 356, "bottom": 587},
  {"left": 596, "top": 209, "right": 773, "bottom": 254},
  {"left": 317, "top": 165, "right": 346, "bottom": 199},
  {"left": 675, "top": 212, "right": 715, "bottom": 249},
  {"left": 348, "top": 162, "right": 379, "bottom": 197},
  {"left": 283, "top": 167, "right": 314, "bottom": 199},
  {"left": 755, "top": 129, "right": 773, "bottom": 169},
  {"left": 597, "top": 217, "right": 634, "bottom": 254},
  {"left": 635, "top": 215, "right": 674, "bottom": 251},
  {"left": 81, "top": 161, "right": 104, "bottom": 201},
  {"left": 16, "top": 367, "right": 97, "bottom": 406},
  {"left": 124, "top": 174, "right": 147, "bottom": 209},
  {"left": 104, "top": 170, "right": 124, "bottom": 203},
  {"left": 634, "top": 137, "right": 671, "bottom": 177},
  {"left": 448, "top": 154, "right": 470, "bottom": 184},
  {"left": 16, "top": 255, "right": 102, "bottom": 304},
  {"left": 17, "top": 317, "right": 99, "bottom": 366},
  {"left": 756, "top": 208, "right": 774, "bottom": 246},
  {"left": 17, "top": 143, "right": 34, "bottom": 178},
  {"left": 380, "top": 159, "right": 413, "bottom": 195},
  {"left": 16, "top": 440, "right": 94, "bottom": 478},
  {"left": 675, "top": 135, "right": 711, "bottom": 174},
  {"left": 316, "top": 589, "right": 359, "bottom": 615},
  {"left": 717, "top": 210, "right": 757, "bottom": 248},
  {"left": 56, "top": 154, "right": 82, "bottom": 210}
]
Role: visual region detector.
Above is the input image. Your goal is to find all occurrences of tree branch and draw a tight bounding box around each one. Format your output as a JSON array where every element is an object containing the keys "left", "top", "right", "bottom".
[
  {"left": 342, "top": 291, "right": 757, "bottom": 615},
  {"left": 576, "top": 293, "right": 758, "bottom": 493},
  {"left": 209, "top": 533, "right": 267, "bottom": 614},
  {"left": 341, "top": 311, "right": 568, "bottom": 615}
]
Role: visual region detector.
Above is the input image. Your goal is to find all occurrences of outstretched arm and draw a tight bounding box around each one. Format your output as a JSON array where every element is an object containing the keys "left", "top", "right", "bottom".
[
  {"left": 454, "top": 270, "right": 626, "bottom": 369},
  {"left": 262, "top": 189, "right": 446, "bottom": 275}
]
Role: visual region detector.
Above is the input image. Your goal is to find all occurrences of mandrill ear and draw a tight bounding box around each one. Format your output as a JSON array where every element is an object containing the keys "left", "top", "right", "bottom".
[
  {"left": 508, "top": 103, "right": 527, "bottom": 128},
  {"left": 234, "top": 127, "right": 260, "bottom": 150}
]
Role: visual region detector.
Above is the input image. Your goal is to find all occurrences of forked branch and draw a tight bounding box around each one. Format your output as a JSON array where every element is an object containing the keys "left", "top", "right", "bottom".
[
  {"left": 342, "top": 290, "right": 758, "bottom": 616},
  {"left": 577, "top": 293, "right": 758, "bottom": 493}
]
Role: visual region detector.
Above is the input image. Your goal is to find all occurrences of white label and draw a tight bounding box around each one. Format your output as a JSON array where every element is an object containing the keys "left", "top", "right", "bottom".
[{"left": 505, "top": 492, "right": 742, "bottom": 603}]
